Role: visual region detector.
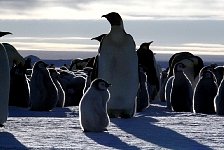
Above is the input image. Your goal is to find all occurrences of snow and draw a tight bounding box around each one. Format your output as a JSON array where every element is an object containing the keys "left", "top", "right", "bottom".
[{"left": 1, "top": 100, "right": 224, "bottom": 149}]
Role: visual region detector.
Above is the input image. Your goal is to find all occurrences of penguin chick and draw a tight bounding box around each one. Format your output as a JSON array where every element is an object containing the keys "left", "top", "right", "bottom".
[
  {"left": 193, "top": 70, "right": 217, "bottom": 114},
  {"left": 170, "top": 62, "right": 193, "bottom": 112},
  {"left": 79, "top": 78, "right": 111, "bottom": 132},
  {"left": 30, "top": 61, "right": 58, "bottom": 111}
]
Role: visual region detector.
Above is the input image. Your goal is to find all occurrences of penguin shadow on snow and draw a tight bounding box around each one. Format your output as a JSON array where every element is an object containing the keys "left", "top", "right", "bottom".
[
  {"left": 111, "top": 104, "right": 212, "bottom": 149},
  {"left": 8, "top": 107, "right": 78, "bottom": 118},
  {"left": 84, "top": 132, "right": 140, "bottom": 150},
  {"left": 0, "top": 132, "right": 28, "bottom": 149}
]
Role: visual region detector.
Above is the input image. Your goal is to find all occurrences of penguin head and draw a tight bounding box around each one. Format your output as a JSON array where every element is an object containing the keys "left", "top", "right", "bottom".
[
  {"left": 33, "top": 61, "right": 48, "bottom": 70},
  {"left": 139, "top": 41, "right": 153, "bottom": 50},
  {"left": 91, "top": 34, "right": 107, "bottom": 42},
  {"left": 91, "top": 78, "right": 111, "bottom": 91},
  {"left": 102, "top": 12, "right": 123, "bottom": 26},
  {"left": 173, "top": 62, "right": 185, "bottom": 74},
  {"left": 200, "top": 70, "right": 217, "bottom": 82},
  {"left": 0, "top": 31, "right": 12, "bottom": 37},
  {"left": 48, "top": 68, "right": 59, "bottom": 79}
]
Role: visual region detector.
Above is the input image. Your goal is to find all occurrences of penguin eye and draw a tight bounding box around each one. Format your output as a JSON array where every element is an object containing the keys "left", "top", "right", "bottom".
[
  {"left": 98, "top": 82, "right": 106, "bottom": 90},
  {"left": 39, "top": 63, "right": 45, "bottom": 68}
]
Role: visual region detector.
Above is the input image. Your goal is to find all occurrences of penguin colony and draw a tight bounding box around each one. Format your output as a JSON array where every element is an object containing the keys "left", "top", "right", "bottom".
[{"left": 1, "top": 12, "right": 224, "bottom": 131}]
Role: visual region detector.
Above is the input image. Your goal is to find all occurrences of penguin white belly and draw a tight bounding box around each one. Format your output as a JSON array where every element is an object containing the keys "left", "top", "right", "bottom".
[
  {"left": 98, "top": 44, "right": 138, "bottom": 114},
  {"left": 0, "top": 44, "right": 10, "bottom": 125}
]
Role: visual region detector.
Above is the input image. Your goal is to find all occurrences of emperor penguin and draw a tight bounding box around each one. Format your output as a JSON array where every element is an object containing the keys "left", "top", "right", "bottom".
[
  {"left": 160, "top": 52, "right": 194, "bottom": 103},
  {"left": 91, "top": 34, "right": 107, "bottom": 43},
  {"left": 79, "top": 78, "right": 111, "bottom": 132},
  {"left": 89, "top": 34, "right": 107, "bottom": 81},
  {"left": 83, "top": 67, "right": 93, "bottom": 94},
  {"left": 137, "top": 65, "right": 149, "bottom": 112},
  {"left": 214, "top": 75, "right": 224, "bottom": 115},
  {"left": 98, "top": 12, "right": 139, "bottom": 118},
  {"left": 165, "top": 75, "right": 174, "bottom": 110},
  {"left": 165, "top": 58, "right": 194, "bottom": 110},
  {"left": 0, "top": 44, "right": 10, "bottom": 127},
  {"left": 49, "top": 68, "right": 65, "bottom": 107},
  {"left": 193, "top": 70, "right": 217, "bottom": 114},
  {"left": 213, "top": 66, "right": 224, "bottom": 86},
  {"left": 30, "top": 61, "right": 58, "bottom": 111},
  {"left": 170, "top": 62, "right": 193, "bottom": 112},
  {"left": 3, "top": 43, "right": 25, "bottom": 69},
  {"left": 9, "top": 62, "right": 30, "bottom": 108},
  {"left": 0, "top": 31, "right": 12, "bottom": 37},
  {"left": 137, "top": 41, "right": 160, "bottom": 101}
]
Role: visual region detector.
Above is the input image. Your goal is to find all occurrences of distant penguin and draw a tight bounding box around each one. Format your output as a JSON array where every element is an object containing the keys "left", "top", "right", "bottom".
[
  {"left": 193, "top": 70, "right": 217, "bottom": 114},
  {"left": 58, "top": 70, "right": 86, "bottom": 106},
  {"left": 214, "top": 76, "right": 224, "bottom": 115},
  {"left": 83, "top": 67, "right": 93, "bottom": 94},
  {"left": 165, "top": 76, "right": 174, "bottom": 110},
  {"left": 165, "top": 58, "right": 194, "bottom": 110},
  {"left": 137, "top": 65, "right": 149, "bottom": 112},
  {"left": 137, "top": 41, "right": 160, "bottom": 101},
  {"left": 0, "top": 31, "right": 12, "bottom": 37},
  {"left": 3, "top": 43, "right": 25, "bottom": 69},
  {"left": 98, "top": 12, "right": 139, "bottom": 118},
  {"left": 79, "top": 78, "right": 111, "bottom": 132},
  {"left": 170, "top": 62, "right": 193, "bottom": 112},
  {"left": 49, "top": 68, "right": 65, "bottom": 107},
  {"left": 30, "top": 61, "right": 58, "bottom": 111},
  {"left": 160, "top": 52, "right": 194, "bottom": 103},
  {"left": 213, "top": 66, "right": 224, "bottom": 86},
  {"left": 9, "top": 62, "right": 30, "bottom": 108},
  {"left": 91, "top": 34, "right": 107, "bottom": 43},
  {"left": 0, "top": 44, "right": 10, "bottom": 127}
]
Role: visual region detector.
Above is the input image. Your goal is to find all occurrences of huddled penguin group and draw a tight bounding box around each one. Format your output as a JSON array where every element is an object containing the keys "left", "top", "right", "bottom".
[{"left": 1, "top": 12, "right": 224, "bottom": 133}]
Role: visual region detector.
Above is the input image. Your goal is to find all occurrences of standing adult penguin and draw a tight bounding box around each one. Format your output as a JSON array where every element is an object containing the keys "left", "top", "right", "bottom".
[
  {"left": 79, "top": 78, "right": 111, "bottom": 132},
  {"left": 89, "top": 34, "right": 107, "bottom": 81},
  {"left": 170, "top": 62, "right": 193, "bottom": 112},
  {"left": 98, "top": 12, "right": 139, "bottom": 118},
  {"left": 0, "top": 44, "right": 10, "bottom": 127},
  {"left": 137, "top": 41, "right": 160, "bottom": 101},
  {"left": 193, "top": 70, "right": 217, "bottom": 114},
  {"left": 30, "top": 61, "right": 58, "bottom": 111}
]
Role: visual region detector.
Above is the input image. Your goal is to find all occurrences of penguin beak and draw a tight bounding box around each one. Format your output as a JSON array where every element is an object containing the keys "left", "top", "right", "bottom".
[
  {"left": 149, "top": 41, "right": 153, "bottom": 45},
  {"left": 102, "top": 14, "right": 107, "bottom": 18},
  {"left": 106, "top": 83, "right": 112, "bottom": 88},
  {"left": 44, "top": 63, "right": 48, "bottom": 67},
  {"left": 91, "top": 37, "right": 96, "bottom": 40}
]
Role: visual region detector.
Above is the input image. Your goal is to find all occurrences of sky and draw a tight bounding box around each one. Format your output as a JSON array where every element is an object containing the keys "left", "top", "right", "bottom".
[{"left": 0, "top": 0, "right": 224, "bottom": 59}]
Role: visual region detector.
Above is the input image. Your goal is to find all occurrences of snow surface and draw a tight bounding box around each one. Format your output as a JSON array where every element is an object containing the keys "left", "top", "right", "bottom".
[{"left": 1, "top": 100, "right": 224, "bottom": 150}]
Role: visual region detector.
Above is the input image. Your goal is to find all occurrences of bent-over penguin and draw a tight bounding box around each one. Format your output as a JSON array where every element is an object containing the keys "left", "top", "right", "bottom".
[{"left": 30, "top": 61, "right": 58, "bottom": 111}]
